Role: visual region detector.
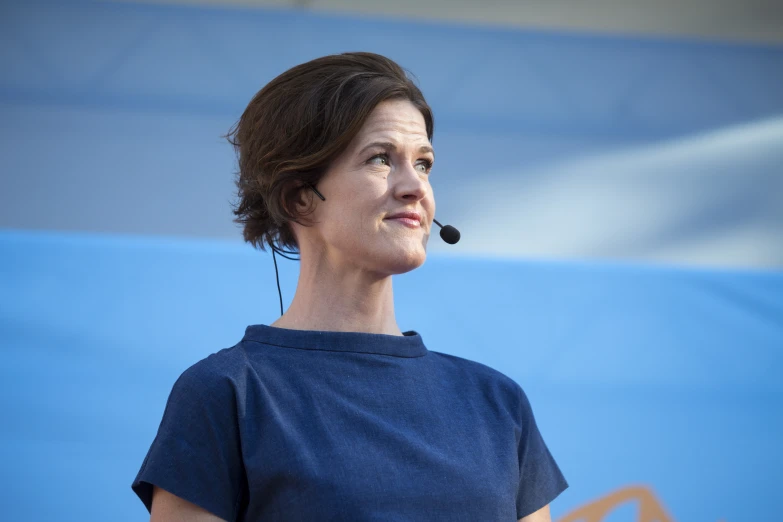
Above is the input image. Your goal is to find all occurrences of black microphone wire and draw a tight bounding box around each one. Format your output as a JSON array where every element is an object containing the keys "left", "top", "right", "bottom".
[
  {"left": 269, "top": 185, "right": 321, "bottom": 317},
  {"left": 270, "top": 242, "right": 301, "bottom": 316},
  {"left": 271, "top": 246, "right": 283, "bottom": 316}
]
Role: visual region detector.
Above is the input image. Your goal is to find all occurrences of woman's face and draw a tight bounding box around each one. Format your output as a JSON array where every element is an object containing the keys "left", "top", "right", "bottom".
[{"left": 300, "top": 99, "right": 435, "bottom": 276}]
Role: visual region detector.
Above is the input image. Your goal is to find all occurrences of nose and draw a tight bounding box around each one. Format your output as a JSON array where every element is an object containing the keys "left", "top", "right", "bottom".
[{"left": 392, "top": 162, "right": 429, "bottom": 203}]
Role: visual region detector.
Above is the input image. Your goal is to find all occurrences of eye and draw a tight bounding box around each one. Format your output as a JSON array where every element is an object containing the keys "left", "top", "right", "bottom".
[
  {"left": 368, "top": 153, "right": 390, "bottom": 167},
  {"left": 415, "top": 159, "right": 433, "bottom": 174}
]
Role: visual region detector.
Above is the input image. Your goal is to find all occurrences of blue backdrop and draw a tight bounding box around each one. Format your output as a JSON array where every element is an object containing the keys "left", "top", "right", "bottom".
[
  {"left": 2, "top": 229, "right": 782, "bottom": 521},
  {"left": 2, "top": 0, "right": 782, "bottom": 265},
  {"left": 1, "top": 1, "right": 783, "bottom": 520}
]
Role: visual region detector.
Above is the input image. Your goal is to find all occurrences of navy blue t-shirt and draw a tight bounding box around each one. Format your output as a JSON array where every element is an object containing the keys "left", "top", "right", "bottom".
[{"left": 132, "top": 325, "right": 567, "bottom": 521}]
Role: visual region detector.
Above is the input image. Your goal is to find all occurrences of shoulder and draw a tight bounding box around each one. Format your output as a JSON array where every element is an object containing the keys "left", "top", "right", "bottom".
[
  {"left": 170, "top": 344, "right": 250, "bottom": 403},
  {"left": 428, "top": 350, "right": 528, "bottom": 411},
  {"left": 429, "top": 350, "right": 522, "bottom": 389}
]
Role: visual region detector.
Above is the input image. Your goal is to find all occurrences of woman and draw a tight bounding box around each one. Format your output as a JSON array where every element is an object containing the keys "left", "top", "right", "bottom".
[{"left": 132, "top": 52, "right": 567, "bottom": 522}]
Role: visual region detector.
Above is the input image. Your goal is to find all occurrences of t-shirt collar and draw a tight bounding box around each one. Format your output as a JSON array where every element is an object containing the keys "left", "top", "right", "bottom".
[{"left": 242, "top": 324, "right": 428, "bottom": 358}]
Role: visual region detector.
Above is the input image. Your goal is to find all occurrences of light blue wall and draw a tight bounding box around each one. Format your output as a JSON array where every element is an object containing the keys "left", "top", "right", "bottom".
[
  {"left": 2, "top": 230, "right": 782, "bottom": 521},
  {"left": 2, "top": 0, "right": 782, "bottom": 266}
]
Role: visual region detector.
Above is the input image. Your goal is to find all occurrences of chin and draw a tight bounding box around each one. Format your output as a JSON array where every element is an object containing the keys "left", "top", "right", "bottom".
[{"left": 378, "top": 243, "right": 427, "bottom": 275}]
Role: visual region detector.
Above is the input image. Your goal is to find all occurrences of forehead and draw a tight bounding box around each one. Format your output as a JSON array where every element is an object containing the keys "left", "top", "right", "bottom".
[{"left": 353, "top": 99, "right": 429, "bottom": 145}]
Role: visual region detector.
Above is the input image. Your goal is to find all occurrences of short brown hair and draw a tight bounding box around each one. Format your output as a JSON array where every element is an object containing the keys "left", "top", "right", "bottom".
[{"left": 226, "top": 52, "right": 434, "bottom": 251}]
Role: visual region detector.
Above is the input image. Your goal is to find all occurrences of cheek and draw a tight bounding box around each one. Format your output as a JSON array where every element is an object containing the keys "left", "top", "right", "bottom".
[
  {"left": 346, "top": 180, "right": 386, "bottom": 221},
  {"left": 323, "top": 188, "right": 381, "bottom": 242}
]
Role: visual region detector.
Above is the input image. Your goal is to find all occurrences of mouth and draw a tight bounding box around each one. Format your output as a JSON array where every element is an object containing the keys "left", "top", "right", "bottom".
[
  {"left": 384, "top": 211, "right": 422, "bottom": 229},
  {"left": 385, "top": 217, "right": 421, "bottom": 229}
]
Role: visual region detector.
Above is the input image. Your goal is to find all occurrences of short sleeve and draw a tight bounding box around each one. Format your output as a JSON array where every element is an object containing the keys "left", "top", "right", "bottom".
[
  {"left": 515, "top": 384, "right": 568, "bottom": 519},
  {"left": 131, "top": 361, "right": 246, "bottom": 521}
]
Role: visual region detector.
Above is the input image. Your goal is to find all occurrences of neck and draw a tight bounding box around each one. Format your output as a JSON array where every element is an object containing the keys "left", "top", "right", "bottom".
[{"left": 271, "top": 248, "right": 402, "bottom": 336}]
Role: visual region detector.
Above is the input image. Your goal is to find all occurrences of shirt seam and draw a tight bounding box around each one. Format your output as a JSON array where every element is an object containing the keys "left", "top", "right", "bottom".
[{"left": 243, "top": 338, "right": 428, "bottom": 358}]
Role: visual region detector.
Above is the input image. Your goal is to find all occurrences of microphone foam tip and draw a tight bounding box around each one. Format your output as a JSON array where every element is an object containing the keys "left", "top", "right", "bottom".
[{"left": 440, "top": 225, "right": 460, "bottom": 245}]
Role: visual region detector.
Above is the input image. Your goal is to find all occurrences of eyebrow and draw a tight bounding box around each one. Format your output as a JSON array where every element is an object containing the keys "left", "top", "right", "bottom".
[{"left": 357, "top": 141, "right": 434, "bottom": 156}]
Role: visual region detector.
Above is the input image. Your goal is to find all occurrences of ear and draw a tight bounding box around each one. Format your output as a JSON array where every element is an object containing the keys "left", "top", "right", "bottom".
[
  {"left": 292, "top": 183, "right": 316, "bottom": 214},
  {"left": 281, "top": 181, "right": 318, "bottom": 223}
]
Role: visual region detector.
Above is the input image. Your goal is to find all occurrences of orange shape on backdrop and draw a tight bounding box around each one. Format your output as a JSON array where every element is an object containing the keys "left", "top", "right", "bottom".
[{"left": 557, "top": 485, "right": 675, "bottom": 522}]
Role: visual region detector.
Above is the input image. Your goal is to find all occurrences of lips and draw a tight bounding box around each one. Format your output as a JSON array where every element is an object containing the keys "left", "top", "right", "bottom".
[{"left": 385, "top": 211, "right": 422, "bottom": 229}]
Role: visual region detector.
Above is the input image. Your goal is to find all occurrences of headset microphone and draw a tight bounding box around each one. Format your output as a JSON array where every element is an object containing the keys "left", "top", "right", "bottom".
[
  {"left": 270, "top": 186, "right": 460, "bottom": 315},
  {"left": 432, "top": 219, "right": 460, "bottom": 245}
]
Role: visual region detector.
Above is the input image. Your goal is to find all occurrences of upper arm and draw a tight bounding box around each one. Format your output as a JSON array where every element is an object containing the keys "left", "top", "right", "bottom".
[
  {"left": 150, "top": 486, "right": 229, "bottom": 522},
  {"left": 518, "top": 503, "right": 551, "bottom": 522},
  {"left": 132, "top": 360, "right": 246, "bottom": 520},
  {"left": 514, "top": 382, "right": 568, "bottom": 518}
]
